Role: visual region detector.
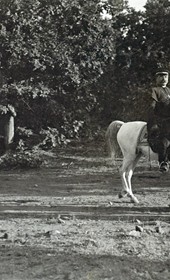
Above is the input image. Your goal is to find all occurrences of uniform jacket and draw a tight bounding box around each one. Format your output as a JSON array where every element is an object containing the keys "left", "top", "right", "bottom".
[{"left": 151, "top": 87, "right": 170, "bottom": 118}]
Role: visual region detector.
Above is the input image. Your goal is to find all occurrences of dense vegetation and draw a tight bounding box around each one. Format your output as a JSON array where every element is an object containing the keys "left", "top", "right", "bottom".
[{"left": 0, "top": 0, "right": 170, "bottom": 147}]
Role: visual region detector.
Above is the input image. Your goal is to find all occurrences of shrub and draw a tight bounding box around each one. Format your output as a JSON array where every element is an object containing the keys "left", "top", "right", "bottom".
[{"left": 0, "top": 149, "right": 43, "bottom": 169}]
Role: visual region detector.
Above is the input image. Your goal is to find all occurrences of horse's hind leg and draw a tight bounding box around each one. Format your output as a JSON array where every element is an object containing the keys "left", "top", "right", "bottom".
[
  {"left": 119, "top": 153, "right": 141, "bottom": 203},
  {"left": 126, "top": 153, "right": 142, "bottom": 203},
  {"left": 119, "top": 170, "right": 129, "bottom": 198},
  {"left": 119, "top": 157, "right": 133, "bottom": 198},
  {"left": 126, "top": 169, "right": 139, "bottom": 204}
]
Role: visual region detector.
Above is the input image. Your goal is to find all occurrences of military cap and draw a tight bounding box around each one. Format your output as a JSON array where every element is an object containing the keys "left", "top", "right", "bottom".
[{"left": 155, "top": 67, "right": 169, "bottom": 75}]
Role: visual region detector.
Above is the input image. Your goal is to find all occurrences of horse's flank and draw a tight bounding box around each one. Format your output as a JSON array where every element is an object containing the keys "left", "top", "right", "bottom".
[{"left": 106, "top": 120, "right": 158, "bottom": 162}]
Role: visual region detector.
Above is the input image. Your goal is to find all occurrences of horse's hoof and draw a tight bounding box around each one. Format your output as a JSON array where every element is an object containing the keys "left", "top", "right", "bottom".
[
  {"left": 130, "top": 196, "right": 139, "bottom": 204},
  {"left": 159, "top": 162, "right": 169, "bottom": 173},
  {"left": 118, "top": 193, "right": 123, "bottom": 199},
  {"left": 118, "top": 191, "right": 128, "bottom": 199}
]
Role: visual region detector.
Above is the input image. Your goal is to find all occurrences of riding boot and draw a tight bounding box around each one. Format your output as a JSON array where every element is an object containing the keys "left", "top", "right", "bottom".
[
  {"left": 159, "top": 161, "right": 169, "bottom": 173},
  {"left": 158, "top": 138, "right": 169, "bottom": 173}
]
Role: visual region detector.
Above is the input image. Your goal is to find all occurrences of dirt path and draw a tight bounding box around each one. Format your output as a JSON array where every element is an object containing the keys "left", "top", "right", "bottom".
[{"left": 0, "top": 144, "right": 170, "bottom": 279}]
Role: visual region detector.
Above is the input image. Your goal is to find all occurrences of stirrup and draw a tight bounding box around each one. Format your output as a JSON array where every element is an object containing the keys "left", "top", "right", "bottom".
[{"left": 159, "top": 162, "right": 169, "bottom": 173}]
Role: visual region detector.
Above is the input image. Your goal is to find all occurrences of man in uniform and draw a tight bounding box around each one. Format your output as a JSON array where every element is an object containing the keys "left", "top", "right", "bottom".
[{"left": 147, "top": 68, "right": 170, "bottom": 173}]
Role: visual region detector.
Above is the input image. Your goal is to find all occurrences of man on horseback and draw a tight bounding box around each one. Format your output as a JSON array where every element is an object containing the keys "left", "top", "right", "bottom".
[{"left": 147, "top": 67, "right": 170, "bottom": 173}]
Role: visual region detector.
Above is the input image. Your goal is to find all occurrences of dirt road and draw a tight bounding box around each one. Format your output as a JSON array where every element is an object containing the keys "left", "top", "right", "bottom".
[{"left": 0, "top": 143, "right": 170, "bottom": 279}]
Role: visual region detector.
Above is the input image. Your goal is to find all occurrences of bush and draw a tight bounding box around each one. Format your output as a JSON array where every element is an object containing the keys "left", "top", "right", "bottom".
[{"left": 0, "top": 149, "right": 43, "bottom": 169}]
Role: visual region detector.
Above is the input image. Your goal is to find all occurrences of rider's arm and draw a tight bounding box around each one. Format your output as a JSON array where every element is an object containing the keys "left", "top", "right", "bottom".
[
  {"left": 151, "top": 87, "right": 159, "bottom": 110},
  {"left": 151, "top": 88, "right": 159, "bottom": 101},
  {"left": 151, "top": 88, "right": 160, "bottom": 115}
]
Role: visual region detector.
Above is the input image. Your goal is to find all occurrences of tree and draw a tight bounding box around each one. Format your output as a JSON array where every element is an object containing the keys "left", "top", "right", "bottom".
[
  {"left": 144, "top": 0, "right": 170, "bottom": 69},
  {"left": 0, "top": 0, "right": 126, "bottom": 138},
  {"left": 106, "top": 0, "right": 170, "bottom": 121}
]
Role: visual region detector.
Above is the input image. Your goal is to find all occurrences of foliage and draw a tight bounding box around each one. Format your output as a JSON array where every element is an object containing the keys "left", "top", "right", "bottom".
[
  {"left": 39, "top": 127, "right": 69, "bottom": 149},
  {"left": 0, "top": 0, "right": 170, "bottom": 142},
  {"left": 101, "top": 0, "right": 170, "bottom": 123},
  {"left": 0, "top": 0, "right": 126, "bottom": 139},
  {"left": 0, "top": 149, "right": 43, "bottom": 169}
]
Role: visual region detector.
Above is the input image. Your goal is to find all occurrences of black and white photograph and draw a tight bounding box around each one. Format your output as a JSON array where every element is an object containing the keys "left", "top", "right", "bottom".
[{"left": 0, "top": 0, "right": 170, "bottom": 279}]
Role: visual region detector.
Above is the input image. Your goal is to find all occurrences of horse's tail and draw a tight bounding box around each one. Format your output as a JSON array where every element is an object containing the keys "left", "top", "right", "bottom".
[{"left": 106, "top": 120, "right": 124, "bottom": 162}]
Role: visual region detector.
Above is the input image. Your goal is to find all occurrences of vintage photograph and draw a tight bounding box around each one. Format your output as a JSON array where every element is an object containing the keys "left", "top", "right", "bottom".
[{"left": 0, "top": 0, "right": 170, "bottom": 279}]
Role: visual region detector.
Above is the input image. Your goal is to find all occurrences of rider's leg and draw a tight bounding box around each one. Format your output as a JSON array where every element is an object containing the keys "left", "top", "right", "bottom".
[
  {"left": 167, "top": 146, "right": 170, "bottom": 161},
  {"left": 147, "top": 124, "right": 160, "bottom": 153},
  {"left": 157, "top": 137, "right": 169, "bottom": 173},
  {"left": 147, "top": 122, "right": 169, "bottom": 172}
]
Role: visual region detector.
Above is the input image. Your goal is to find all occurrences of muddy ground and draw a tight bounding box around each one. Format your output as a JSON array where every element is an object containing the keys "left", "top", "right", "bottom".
[{"left": 0, "top": 142, "right": 170, "bottom": 280}]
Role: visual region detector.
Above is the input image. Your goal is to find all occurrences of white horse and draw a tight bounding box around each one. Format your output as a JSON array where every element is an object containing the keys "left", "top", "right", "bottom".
[{"left": 106, "top": 120, "right": 158, "bottom": 204}]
